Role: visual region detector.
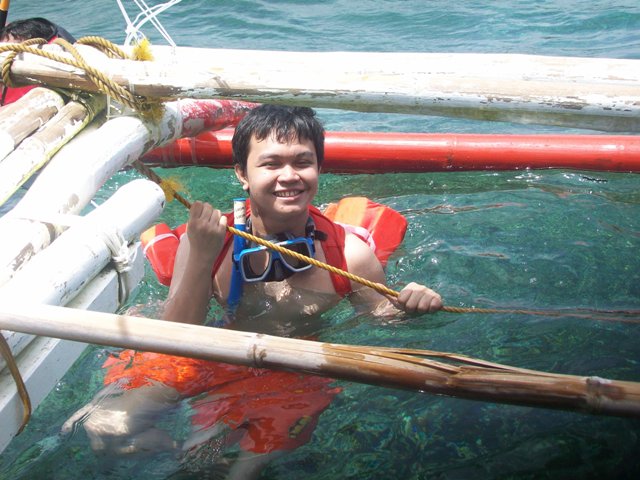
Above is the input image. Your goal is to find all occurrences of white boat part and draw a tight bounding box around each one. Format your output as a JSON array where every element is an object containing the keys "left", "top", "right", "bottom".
[
  {"left": 0, "top": 87, "right": 65, "bottom": 162},
  {"left": 0, "top": 178, "right": 164, "bottom": 452},
  {"left": 3, "top": 45, "right": 640, "bottom": 131}
]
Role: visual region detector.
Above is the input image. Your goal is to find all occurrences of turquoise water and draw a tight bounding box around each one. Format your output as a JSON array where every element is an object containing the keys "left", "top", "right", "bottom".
[{"left": 2, "top": 1, "right": 640, "bottom": 479}]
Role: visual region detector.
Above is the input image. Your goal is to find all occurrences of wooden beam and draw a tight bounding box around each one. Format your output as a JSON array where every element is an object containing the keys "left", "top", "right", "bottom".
[
  {"left": 0, "top": 88, "right": 64, "bottom": 162},
  {"left": 0, "top": 303, "right": 639, "bottom": 418},
  {"left": 0, "top": 98, "right": 253, "bottom": 287},
  {"left": 3, "top": 46, "right": 640, "bottom": 131}
]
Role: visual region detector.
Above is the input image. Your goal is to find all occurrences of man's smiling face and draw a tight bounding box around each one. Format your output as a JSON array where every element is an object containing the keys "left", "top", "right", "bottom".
[{"left": 235, "top": 132, "right": 319, "bottom": 234}]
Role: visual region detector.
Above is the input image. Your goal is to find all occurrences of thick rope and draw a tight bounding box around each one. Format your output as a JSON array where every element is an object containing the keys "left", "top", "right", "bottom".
[
  {"left": 135, "top": 160, "right": 381, "bottom": 295},
  {"left": 0, "top": 334, "right": 31, "bottom": 434},
  {"left": 0, "top": 37, "right": 162, "bottom": 118},
  {"left": 133, "top": 165, "right": 640, "bottom": 321},
  {"left": 132, "top": 161, "right": 399, "bottom": 296},
  {"left": 76, "top": 36, "right": 130, "bottom": 59}
]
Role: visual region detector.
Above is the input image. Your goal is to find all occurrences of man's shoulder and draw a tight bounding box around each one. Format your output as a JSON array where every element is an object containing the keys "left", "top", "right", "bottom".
[
  {"left": 343, "top": 232, "right": 379, "bottom": 263},
  {"left": 343, "top": 232, "right": 385, "bottom": 284}
]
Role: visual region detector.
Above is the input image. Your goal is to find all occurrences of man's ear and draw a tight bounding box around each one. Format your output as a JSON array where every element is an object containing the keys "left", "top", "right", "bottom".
[{"left": 234, "top": 164, "right": 249, "bottom": 191}]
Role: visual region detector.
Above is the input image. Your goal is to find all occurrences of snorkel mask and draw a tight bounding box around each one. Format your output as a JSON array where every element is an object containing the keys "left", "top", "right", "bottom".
[
  {"left": 235, "top": 235, "right": 315, "bottom": 283},
  {"left": 227, "top": 199, "right": 318, "bottom": 318}
]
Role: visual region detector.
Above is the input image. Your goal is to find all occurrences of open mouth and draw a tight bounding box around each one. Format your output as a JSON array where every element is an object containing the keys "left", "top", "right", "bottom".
[{"left": 274, "top": 190, "right": 303, "bottom": 198}]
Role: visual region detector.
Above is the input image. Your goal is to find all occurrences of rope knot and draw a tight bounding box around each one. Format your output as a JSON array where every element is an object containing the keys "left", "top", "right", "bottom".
[
  {"left": 100, "top": 227, "right": 139, "bottom": 304},
  {"left": 1, "top": 38, "right": 48, "bottom": 89},
  {"left": 100, "top": 227, "right": 136, "bottom": 274}
]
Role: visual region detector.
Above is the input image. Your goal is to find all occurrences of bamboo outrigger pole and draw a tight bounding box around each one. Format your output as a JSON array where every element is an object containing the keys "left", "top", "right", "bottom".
[
  {"left": 0, "top": 92, "right": 105, "bottom": 206},
  {"left": 2, "top": 42, "right": 640, "bottom": 132},
  {"left": 0, "top": 87, "right": 65, "bottom": 162},
  {"left": 1, "top": 302, "right": 639, "bottom": 419}
]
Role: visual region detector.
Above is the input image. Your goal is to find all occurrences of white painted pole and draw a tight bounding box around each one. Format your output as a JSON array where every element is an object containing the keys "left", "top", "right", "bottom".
[
  {"left": 0, "top": 178, "right": 165, "bottom": 307},
  {"left": 0, "top": 95, "right": 106, "bottom": 207},
  {"left": 2, "top": 46, "right": 640, "bottom": 131},
  {"left": 0, "top": 88, "right": 65, "bottom": 162},
  {"left": 0, "top": 98, "right": 253, "bottom": 287}
]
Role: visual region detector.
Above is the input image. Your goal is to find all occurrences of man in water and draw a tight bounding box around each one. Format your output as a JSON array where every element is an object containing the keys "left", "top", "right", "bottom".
[
  {"left": 164, "top": 104, "right": 442, "bottom": 329},
  {"left": 68, "top": 105, "right": 442, "bottom": 478}
]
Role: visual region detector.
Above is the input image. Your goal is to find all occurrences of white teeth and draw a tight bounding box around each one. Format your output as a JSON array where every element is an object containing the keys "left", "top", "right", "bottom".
[{"left": 275, "top": 191, "right": 299, "bottom": 197}]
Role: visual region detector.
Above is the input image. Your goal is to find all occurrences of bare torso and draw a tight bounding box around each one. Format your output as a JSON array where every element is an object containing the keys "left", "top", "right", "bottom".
[{"left": 212, "top": 238, "right": 346, "bottom": 337}]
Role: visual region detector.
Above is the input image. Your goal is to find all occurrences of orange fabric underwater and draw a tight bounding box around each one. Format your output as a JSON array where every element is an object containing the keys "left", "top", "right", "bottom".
[
  {"left": 125, "top": 197, "right": 405, "bottom": 453},
  {"left": 102, "top": 350, "right": 341, "bottom": 453}
]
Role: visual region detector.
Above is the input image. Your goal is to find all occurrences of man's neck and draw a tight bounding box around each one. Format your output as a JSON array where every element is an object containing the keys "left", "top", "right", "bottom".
[{"left": 249, "top": 210, "right": 309, "bottom": 237}]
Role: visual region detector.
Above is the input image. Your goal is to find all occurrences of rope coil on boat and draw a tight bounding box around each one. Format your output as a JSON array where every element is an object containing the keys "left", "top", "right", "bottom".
[{"left": 0, "top": 36, "right": 163, "bottom": 119}]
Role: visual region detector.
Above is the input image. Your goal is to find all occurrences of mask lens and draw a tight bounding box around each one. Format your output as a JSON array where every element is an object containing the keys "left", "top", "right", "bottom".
[
  {"left": 239, "top": 247, "right": 272, "bottom": 281},
  {"left": 278, "top": 238, "right": 314, "bottom": 271},
  {"left": 236, "top": 237, "right": 315, "bottom": 282}
]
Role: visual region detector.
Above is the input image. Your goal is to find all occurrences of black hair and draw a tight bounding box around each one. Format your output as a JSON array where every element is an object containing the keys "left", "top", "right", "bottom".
[
  {"left": 0, "top": 17, "right": 76, "bottom": 43},
  {"left": 232, "top": 104, "right": 325, "bottom": 172}
]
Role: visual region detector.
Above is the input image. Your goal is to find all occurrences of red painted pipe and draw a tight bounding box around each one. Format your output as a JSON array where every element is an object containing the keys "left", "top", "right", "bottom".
[{"left": 142, "top": 129, "right": 640, "bottom": 173}]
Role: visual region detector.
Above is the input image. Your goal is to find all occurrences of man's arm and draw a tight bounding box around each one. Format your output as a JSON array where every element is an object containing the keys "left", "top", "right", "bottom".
[
  {"left": 345, "top": 234, "right": 442, "bottom": 315},
  {"left": 162, "top": 202, "right": 227, "bottom": 324}
]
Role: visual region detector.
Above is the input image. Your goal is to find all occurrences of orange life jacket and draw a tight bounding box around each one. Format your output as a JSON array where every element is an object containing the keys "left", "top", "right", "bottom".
[
  {"left": 141, "top": 197, "right": 407, "bottom": 295},
  {"left": 211, "top": 203, "right": 352, "bottom": 296}
]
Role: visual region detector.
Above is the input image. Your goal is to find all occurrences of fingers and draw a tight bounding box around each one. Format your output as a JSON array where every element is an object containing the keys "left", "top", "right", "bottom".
[
  {"left": 186, "top": 201, "right": 227, "bottom": 254},
  {"left": 397, "top": 282, "right": 442, "bottom": 314},
  {"left": 189, "top": 199, "right": 204, "bottom": 219},
  {"left": 189, "top": 200, "right": 216, "bottom": 224},
  {"left": 188, "top": 201, "right": 226, "bottom": 232}
]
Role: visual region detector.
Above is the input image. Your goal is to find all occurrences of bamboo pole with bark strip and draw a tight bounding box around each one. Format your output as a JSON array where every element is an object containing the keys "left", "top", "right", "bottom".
[{"left": 0, "top": 303, "right": 639, "bottom": 418}]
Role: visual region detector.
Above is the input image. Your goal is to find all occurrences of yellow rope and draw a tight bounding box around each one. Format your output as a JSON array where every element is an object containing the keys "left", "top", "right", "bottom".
[
  {"left": 227, "top": 225, "right": 399, "bottom": 297},
  {"left": 131, "top": 161, "right": 400, "bottom": 296},
  {"left": 133, "top": 165, "right": 640, "bottom": 321},
  {"left": 76, "top": 36, "right": 130, "bottom": 59},
  {"left": 0, "top": 37, "right": 44, "bottom": 87},
  {"left": 0, "top": 37, "right": 163, "bottom": 119},
  {"left": 132, "top": 160, "right": 192, "bottom": 208},
  {"left": 131, "top": 166, "right": 640, "bottom": 321}
]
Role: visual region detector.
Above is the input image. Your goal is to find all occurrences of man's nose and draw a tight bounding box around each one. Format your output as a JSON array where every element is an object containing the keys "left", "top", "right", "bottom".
[{"left": 279, "top": 164, "right": 299, "bottom": 181}]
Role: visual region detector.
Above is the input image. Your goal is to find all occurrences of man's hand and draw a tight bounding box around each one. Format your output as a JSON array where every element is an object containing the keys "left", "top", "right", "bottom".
[
  {"left": 186, "top": 201, "right": 228, "bottom": 264},
  {"left": 163, "top": 201, "right": 228, "bottom": 325},
  {"left": 395, "top": 282, "right": 442, "bottom": 314}
]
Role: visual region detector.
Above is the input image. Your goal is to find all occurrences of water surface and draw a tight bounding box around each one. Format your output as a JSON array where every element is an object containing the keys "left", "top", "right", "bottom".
[{"left": 1, "top": 1, "right": 639, "bottom": 478}]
